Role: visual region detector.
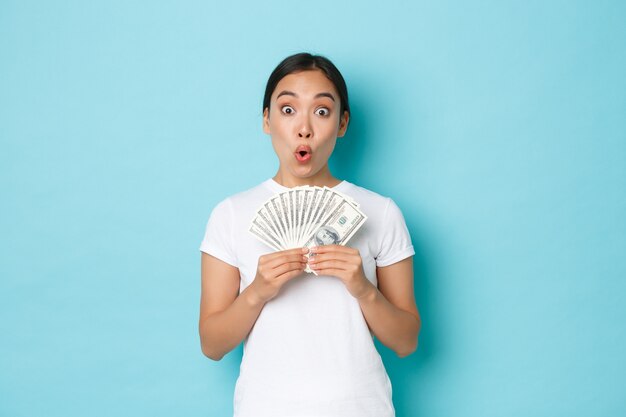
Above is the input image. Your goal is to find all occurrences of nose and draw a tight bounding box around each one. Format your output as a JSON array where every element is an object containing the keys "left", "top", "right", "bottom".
[{"left": 297, "top": 116, "right": 312, "bottom": 139}]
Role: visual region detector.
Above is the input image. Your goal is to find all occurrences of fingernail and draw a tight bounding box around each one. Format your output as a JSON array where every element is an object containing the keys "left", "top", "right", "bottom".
[{"left": 301, "top": 247, "right": 309, "bottom": 253}]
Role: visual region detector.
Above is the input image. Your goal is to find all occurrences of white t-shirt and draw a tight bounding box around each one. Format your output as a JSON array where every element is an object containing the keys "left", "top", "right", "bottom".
[{"left": 200, "top": 178, "right": 415, "bottom": 417}]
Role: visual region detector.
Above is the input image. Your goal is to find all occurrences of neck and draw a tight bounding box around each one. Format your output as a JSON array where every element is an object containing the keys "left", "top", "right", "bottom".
[{"left": 273, "top": 165, "right": 341, "bottom": 188}]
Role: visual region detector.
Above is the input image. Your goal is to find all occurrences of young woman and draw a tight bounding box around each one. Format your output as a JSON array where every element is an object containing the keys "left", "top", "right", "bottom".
[{"left": 199, "top": 53, "right": 421, "bottom": 417}]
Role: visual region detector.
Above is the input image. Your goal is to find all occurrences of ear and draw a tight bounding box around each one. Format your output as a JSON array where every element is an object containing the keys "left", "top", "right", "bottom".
[
  {"left": 263, "top": 108, "right": 270, "bottom": 134},
  {"left": 337, "top": 111, "right": 350, "bottom": 138}
]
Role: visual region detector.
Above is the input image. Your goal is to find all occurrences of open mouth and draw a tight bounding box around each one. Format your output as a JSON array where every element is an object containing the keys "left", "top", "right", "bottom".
[{"left": 295, "top": 146, "right": 312, "bottom": 162}]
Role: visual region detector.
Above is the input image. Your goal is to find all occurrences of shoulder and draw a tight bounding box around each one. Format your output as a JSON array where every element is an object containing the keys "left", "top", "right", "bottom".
[
  {"left": 343, "top": 183, "right": 414, "bottom": 265},
  {"left": 208, "top": 180, "right": 274, "bottom": 220},
  {"left": 340, "top": 182, "right": 397, "bottom": 216},
  {"left": 340, "top": 182, "right": 410, "bottom": 237}
]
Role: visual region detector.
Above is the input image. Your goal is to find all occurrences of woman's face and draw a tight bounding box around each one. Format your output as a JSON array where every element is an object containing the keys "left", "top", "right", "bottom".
[{"left": 263, "top": 69, "right": 349, "bottom": 183}]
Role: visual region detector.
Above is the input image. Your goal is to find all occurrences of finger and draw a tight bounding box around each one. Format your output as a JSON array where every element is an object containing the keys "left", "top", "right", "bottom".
[
  {"left": 266, "top": 254, "right": 308, "bottom": 269},
  {"left": 308, "top": 252, "right": 355, "bottom": 264},
  {"left": 310, "top": 245, "right": 356, "bottom": 255},
  {"left": 281, "top": 247, "right": 310, "bottom": 255},
  {"left": 309, "top": 259, "right": 349, "bottom": 272},
  {"left": 308, "top": 268, "right": 345, "bottom": 279},
  {"left": 272, "top": 261, "right": 306, "bottom": 278},
  {"left": 275, "top": 268, "right": 306, "bottom": 285},
  {"left": 263, "top": 247, "right": 309, "bottom": 262}
]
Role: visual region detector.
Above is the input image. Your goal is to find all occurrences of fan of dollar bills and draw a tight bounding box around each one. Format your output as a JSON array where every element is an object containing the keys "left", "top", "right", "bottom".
[{"left": 249, "top": 185, "right": 367, "bottom": 272}]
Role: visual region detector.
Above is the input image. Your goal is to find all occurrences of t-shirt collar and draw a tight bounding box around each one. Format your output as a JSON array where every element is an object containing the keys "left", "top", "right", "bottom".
[{"left": 264, "top": 178, "right": 349, "bottom": 193}]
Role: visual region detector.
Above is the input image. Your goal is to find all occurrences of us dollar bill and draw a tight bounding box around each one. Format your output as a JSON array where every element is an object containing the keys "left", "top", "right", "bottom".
[{"left": 303, "top": 199, "right": 367, "bottom": 274}]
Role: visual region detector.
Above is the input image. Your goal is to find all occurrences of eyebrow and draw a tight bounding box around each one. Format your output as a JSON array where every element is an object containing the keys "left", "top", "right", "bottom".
[{"left": 276, "top": 90, "right": 336, "bottom": 101}]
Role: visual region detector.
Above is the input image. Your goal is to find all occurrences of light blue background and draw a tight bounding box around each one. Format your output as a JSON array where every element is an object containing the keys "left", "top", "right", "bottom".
[{"left": 1, "top": 1, "right": 625, "bottom": 416}]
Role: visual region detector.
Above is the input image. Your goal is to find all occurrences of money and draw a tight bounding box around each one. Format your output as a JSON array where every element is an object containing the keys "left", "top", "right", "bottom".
[{"left": 249, "top": 186, "right": 367, "bottom": 274}]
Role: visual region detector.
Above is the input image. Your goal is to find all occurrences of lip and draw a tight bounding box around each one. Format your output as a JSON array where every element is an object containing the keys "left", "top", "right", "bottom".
[{"left": 294, "top": 145, "right": 312, "bottom": 163}]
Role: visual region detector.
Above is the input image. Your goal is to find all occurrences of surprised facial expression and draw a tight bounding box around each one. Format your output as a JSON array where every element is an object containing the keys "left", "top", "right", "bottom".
[{"left": 263, "top": 69, "right": 349, "bottom": 182}]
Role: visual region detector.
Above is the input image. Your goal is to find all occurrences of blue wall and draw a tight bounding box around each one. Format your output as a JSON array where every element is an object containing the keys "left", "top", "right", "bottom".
[{"left": 1, "top": 1, "right": 625, "bottom": 416}]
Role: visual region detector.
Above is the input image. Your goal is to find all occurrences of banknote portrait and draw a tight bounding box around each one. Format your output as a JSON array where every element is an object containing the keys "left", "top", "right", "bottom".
[{"left": 314, "top": 226, "right": 340, "bottom": 246}]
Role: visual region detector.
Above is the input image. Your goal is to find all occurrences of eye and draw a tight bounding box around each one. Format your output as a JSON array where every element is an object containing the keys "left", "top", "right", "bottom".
[
  {"left": 281, "top": 105, "right": 295, "bottom": 115},
  {"left": 315, "top": 107, "right": 330, "bottom": 117}
]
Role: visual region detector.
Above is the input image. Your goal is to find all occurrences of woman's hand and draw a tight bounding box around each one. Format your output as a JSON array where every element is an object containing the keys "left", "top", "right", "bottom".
[
  {"left": 249, "top": 247, "right": 309, "bottom": 304},
  {"left": 307, "top": 245, "right": 375, "bottom": 300}
]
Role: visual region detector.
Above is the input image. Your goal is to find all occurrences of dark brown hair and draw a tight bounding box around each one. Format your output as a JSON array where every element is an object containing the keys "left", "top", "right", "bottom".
[{"left": 263, "top": 52, "right": 350, "bottom": 116}]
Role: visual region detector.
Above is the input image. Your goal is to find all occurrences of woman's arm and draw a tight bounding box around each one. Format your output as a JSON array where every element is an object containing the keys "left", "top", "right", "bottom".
[
  {"left": 199, "top": 248, "right": 308, "bottom": 360},
  {"left": 357, "top": 257, "right": 421, "bottom": 357},
  {"left": 308, "top": 247, "right": 421, "bottom": 357},
  {"left": 199, "top": 253, "right": 263, "bottom": 361}
]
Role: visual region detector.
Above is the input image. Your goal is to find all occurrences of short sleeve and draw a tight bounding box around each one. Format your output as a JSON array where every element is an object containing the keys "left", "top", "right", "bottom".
[
  {"left": 199, "top": 198, "right": 238, "bottom": 267},
  {"left": 375, "top": 198, "right": 415, "bottom": 267}
]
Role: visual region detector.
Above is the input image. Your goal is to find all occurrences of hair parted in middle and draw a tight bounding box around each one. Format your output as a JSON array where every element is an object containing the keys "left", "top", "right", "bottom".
[{"left": 263, "top": 52, "right": 350, "bottom": 117}]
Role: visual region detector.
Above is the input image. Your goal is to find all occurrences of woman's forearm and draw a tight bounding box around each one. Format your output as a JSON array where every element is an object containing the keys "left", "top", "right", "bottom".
[
  {"left": 199, "top": 286, "right": 265, "bottom": 361},
  {"left": 357, "top": 283, "right": 421, "bottom": 357}
]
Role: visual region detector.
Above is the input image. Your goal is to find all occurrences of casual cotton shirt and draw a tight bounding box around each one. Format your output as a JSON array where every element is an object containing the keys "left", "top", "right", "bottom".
[{"left": 200, "top": 179, "right": 414, "bottom": 417}]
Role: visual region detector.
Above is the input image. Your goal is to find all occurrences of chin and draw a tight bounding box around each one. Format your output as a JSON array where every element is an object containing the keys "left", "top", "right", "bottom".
[{"left": 291, "top": 166, "right": 318, "bottom": 178}]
